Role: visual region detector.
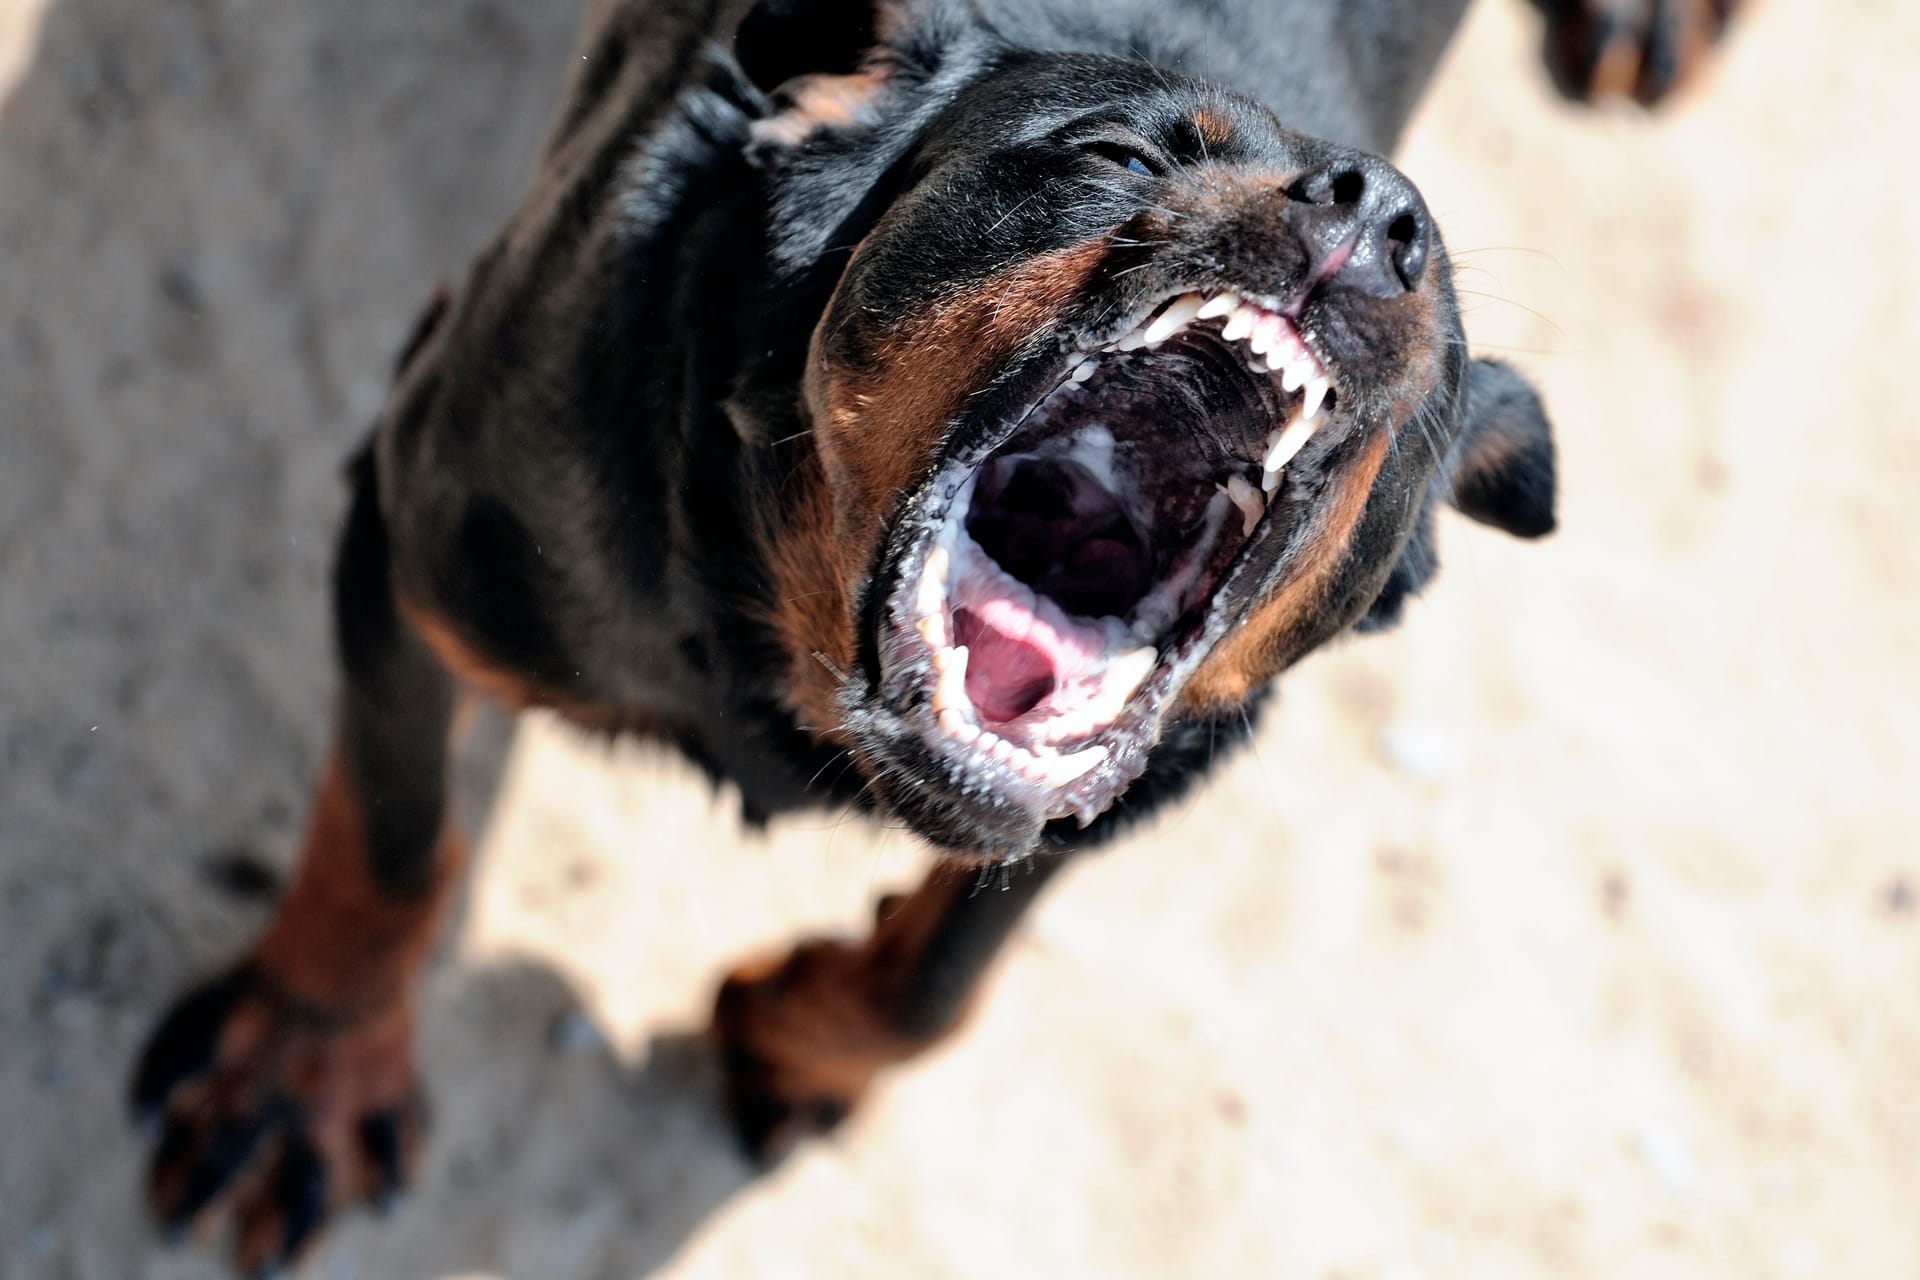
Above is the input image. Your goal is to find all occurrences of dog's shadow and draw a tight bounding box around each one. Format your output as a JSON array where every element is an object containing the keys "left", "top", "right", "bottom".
[
  {"left": 358, "top": 958, "right": 759, "bottom": 1280},
  {"left": 333, "top": 710, "right": 766, "bottom": 1280}
]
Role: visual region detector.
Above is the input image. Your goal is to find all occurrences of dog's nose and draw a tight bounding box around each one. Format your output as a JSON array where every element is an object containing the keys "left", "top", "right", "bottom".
[{"left": 1282, "top": 155, "right": 1431, "bottom": 296}]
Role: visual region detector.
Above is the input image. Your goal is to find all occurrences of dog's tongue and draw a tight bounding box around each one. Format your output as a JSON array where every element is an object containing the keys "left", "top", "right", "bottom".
[{"left": 954, "top": 606, "right": 1056, "bottom": 722}]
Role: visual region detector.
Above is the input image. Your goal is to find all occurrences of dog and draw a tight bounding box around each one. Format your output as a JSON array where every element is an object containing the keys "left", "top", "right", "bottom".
[{"left": 129, "top": 0, "right": 1740, "bottom": 1270}]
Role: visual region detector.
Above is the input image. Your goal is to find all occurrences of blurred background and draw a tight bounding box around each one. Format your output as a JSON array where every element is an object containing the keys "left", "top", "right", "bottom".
[{"left": 1, "top": 0, "right": 1916, "bottom": 1277}]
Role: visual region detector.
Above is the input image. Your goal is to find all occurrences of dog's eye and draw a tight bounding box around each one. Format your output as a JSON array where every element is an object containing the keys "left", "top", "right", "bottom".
[{"left": 1084, "top": 140, "right": 1160, "bottom": 178}]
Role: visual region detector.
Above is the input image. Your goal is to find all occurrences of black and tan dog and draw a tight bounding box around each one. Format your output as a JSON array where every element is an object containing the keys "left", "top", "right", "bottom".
[{"left": 130, "top": 0, "right": 1740, "bottom": 1270}]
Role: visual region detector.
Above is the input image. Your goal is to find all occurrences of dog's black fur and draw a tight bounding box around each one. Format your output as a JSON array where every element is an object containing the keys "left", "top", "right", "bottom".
[
  {"left": 377, "top": 0, "right": 1541, "bottom": 850},
  {"left": 131, "top": 0, "right": 1741, "bottom": 1268}
]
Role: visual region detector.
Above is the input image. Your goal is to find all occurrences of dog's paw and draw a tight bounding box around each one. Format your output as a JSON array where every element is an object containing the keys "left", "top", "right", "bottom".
[
  {"left": 1534, "top": 0, "right": 1742, "bottom": 107},
  {"left": 710, "top": 936, "right": 931, "bottom": 1165},
  {"left": 130, "top": 964, "right": 424, "bottom": 1276}
]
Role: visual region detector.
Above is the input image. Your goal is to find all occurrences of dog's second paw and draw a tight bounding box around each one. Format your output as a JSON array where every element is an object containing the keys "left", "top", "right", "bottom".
[
  {"left": 130, "top": 964, "right": 425, "bottom": 1276},
  {"left": 710, "top": 937, "right": 932, "bottom": 1166},
  {"left": 1533, "top": 0, "right": 1742, "bottom": 108}
]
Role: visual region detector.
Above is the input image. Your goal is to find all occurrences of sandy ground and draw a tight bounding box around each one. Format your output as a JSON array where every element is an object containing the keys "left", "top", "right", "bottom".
[{"left": 2, "top": 0, "right": 1917, "bottom": 1277}]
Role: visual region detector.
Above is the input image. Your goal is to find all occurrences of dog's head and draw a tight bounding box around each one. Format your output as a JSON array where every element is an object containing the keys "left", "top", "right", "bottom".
[{"left": 738, "top": 0, "right": 1556, "bottom": 857}]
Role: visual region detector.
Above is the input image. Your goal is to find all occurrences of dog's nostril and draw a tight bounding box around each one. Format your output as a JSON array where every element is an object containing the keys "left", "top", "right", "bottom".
[
  {"left": 1287, "top": 167, "right": 1366, "bottom": 207},
  {"left": 1385, "top": 208, "right": 1429, "bottom": 290},
  {"left": 1386, "top": 212, "right": 1419, "bottom": 251}
]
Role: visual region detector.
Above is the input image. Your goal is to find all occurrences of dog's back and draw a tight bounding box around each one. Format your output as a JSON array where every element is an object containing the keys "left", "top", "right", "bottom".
[{"left": 556, "top": 0, "right": 1469, "bottom": 161}]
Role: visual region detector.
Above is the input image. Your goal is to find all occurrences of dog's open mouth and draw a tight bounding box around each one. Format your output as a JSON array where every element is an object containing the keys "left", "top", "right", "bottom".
[{"left": 872, "top": 290, "right": 1341, "bottom": 840}]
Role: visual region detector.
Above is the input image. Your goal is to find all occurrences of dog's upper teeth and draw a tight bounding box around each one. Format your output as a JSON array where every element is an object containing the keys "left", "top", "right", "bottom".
[
  {"left": 1261, "top": 406, "right": 1323, "bottom": 493},
  {"left": 1143, "top": 292, "right": 1204, "bottom": 345},
  {"left": 1248, "top": 312, "right": 1286, "bottom": 358},
  {"left": 1301, "top": 374, "right": 1331, "bottom": 422},
  {"left": 1220, "top": 304, "right": 1257, "bottom": 344},
  {"left": 1196, "top": 292, "right": 1237, "bottom": 321}
]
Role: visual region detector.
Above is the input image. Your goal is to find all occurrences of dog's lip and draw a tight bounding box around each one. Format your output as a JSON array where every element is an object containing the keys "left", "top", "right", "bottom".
[{"left": 862, "top": 286, "right": 1342, "bottom": 833}]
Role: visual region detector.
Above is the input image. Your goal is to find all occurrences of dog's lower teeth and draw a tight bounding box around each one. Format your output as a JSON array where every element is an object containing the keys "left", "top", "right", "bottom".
[
  {"left": 1225, "top": 474, "right": 1264, "bottom": 536},
  {"left": 917, "top": 545, "right": 951, "bottom": 617},
  {"left": 1042, "top": 744, "right": 1107, "bottom": 786},
  {"left": 931, "top": 645, "right": 971, "bottom": 714}
]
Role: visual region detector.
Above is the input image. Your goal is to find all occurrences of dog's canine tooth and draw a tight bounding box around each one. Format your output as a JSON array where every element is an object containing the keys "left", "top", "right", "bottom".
[
  {"left": 1071, "top": 358, "right": 1097, "bottom": 383},
  {"left": 1108, "top": 645, "right": 1157, "bottom": 702},
  {"left": 1196, "top": 292, "right": 1237, "bottom": 321},
  {"left": 1301, "top": 374, "right": 1331, "bottom": 421},
  {"left": 1263, "top": 409, "right": 1319, "bottom": 473},
  {"left": 931, "top": 645, "right": 971, "bottom": 713},
  {"left": 1225, "top": 474, "right": 1264, "bottom": 536},
  {"left": 917, "top": 545, "right": 950, "bottom": 618},
  {"left": 1220, "top": 304, "right": 1256, "bottom": 344},
  {"left": 917, "top": 614, "right": 948, "bottom": 648},
  {"left": 1144, "top": 293, "right": 1205, "bottom": 345}
]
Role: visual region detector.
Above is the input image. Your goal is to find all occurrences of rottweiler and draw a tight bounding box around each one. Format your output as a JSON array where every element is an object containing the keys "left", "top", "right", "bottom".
[{"left": 130, "top": 0, "right": 1741, "bottom": 1269}]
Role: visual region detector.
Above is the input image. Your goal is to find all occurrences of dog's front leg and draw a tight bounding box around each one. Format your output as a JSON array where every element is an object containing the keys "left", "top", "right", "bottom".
[
  {"left": 130, "top": 450, "right": 462, "bottom": 1275},
  {"left": 1529, "top": 0, "right": 1745, "bottom": 107},
  {"left": 712, "top": 850, "right": 1080, "bottom": 1163}
]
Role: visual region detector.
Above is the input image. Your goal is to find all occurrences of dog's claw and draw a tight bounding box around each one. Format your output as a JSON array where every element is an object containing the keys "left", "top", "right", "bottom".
[
  {"left": 131, "top": 963, "right": 421, "bottom": 1273},
  {"left": 710, "top": 935, "right": 950, "bottom": 1166},
  {"left": 357, "top": 1107, "right": 417, "bottom": 1215},
  {"left": 130, "top": 968, "right": 250, "bottom": 1121},
  {"left": 1533, "top": 0, "right": 1742, "bottom": 107}
]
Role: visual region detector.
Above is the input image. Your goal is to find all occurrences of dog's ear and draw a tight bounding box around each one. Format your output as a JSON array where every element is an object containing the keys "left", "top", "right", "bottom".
[
  {"left": 735, "top": 0, "right": 888, "bottom": 93},
  {"left": 1357, "top": 359, "right": 1555, "bottom": 632},
  {"left": 736, "top": 0, "right": 905, "bottom": 147},
  {"left": 1445, "top": 358, "right": 1557, "bottom": 539},
  {"left": 740, "top": 0, "right": 985, "bottom": 281}
]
